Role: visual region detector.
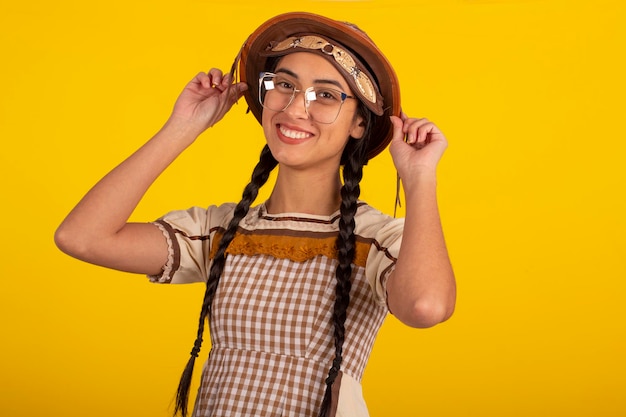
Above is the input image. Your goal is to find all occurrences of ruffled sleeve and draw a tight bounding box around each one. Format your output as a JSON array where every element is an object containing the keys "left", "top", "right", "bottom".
[
  {"left": 358, "top": 206, "right": 404, "bottom": 306},
  {"left": 148, "top": 204, "right": 235, "bottom": 284}
]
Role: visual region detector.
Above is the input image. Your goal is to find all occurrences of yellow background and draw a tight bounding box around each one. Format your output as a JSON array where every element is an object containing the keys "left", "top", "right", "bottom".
[{"left": 1, "top": 0, "right": 625, "bottom": 416}]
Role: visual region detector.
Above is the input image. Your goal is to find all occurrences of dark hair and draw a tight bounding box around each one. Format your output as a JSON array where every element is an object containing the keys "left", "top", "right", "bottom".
[
  {"left": 318, "top": 100, "right": 371, "bottom": 417},
  {"left": 173, "top": 145, "right": 278, "bottom": 417},
  {"left": 174, "top": 71, "right": 374, "bottom": 417}
]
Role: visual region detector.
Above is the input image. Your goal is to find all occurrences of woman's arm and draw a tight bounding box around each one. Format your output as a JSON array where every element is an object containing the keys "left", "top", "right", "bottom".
[
  {"left": 55, "top": 70, "right": 247, "bottom": 276},
  {"left": 386, "top": 115, "right": 456, "bottom": 328}
]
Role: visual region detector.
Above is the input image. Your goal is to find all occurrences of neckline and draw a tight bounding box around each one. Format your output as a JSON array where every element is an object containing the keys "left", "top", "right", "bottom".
[{"left": 258, "top": 201, "right": 342, "bottom": 222}]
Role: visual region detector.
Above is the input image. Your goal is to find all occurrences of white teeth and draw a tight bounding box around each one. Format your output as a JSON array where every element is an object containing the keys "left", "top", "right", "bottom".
[{"left": 279, "top": 125, "right": 311, "bottom": 140}]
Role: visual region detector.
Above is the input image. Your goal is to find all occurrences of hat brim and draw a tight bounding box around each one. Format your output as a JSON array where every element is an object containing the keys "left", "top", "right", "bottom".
[{"left": 239, "top": 12, "right": 401, "bottom": 161}]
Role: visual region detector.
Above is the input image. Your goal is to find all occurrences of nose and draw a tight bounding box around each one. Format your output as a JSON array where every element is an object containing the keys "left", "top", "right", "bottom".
[{"left": 283, "top": 90, "right": 310, "bottom": 120}]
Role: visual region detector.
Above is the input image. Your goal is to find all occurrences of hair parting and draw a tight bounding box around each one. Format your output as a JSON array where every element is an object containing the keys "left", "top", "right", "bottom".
[{"left": 173, "top": 145, "right": 278, "bottom": 417}]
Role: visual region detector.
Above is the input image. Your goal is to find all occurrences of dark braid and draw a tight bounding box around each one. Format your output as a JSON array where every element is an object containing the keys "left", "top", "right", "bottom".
[
  {"left": 318, "top": 104, "right": 372, "bottom": 417},
  {"left": 174, "top": 145, "right": 277, "bottom": 417}
]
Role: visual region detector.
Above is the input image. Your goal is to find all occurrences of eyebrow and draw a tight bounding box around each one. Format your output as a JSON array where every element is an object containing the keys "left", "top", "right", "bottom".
[{"left": 274, "top": 68, "right": 346, "bottom": 90}]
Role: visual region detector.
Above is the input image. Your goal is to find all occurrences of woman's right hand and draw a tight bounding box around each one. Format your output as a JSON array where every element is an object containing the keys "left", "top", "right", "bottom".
[
  {"left": 168, "top": 69, "right": 248, "bottom": 136},
  {"left": 55, "top": 70, "right": 248, "bottom": 276}
]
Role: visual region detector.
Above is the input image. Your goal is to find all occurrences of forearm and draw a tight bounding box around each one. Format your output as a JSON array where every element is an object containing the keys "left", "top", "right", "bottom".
[
  {"left": 55, "top": 119, "right": 197, "bottom": 258},
  {"left": 387, "top": 174, "right": 456, "bottom": 328},
  {"left": 55, "top": 70, "right": 246, "bottom": 274}
]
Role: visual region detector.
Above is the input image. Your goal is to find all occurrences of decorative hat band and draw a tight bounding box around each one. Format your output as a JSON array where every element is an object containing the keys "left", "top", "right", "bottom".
[{"left": 262, "top": 35, "right": 384, "bottom": 115}]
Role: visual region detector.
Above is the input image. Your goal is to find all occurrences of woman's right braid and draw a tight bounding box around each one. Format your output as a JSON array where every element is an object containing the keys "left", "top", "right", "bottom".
[
  {"left": 174, "top": 144, "right": 277, "bottom": 417},
  {"left": 204, "top": 145, "right": 277, "bottom": 317}
]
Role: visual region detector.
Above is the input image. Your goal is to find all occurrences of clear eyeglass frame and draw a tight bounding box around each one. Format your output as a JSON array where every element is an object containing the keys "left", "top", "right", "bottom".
[{"left": 258, "top": 71, "right": 355, "bottom": 124}]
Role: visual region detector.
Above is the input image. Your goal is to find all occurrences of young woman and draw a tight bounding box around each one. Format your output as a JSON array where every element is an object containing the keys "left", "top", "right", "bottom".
[{"left": 55, "top": 12, "right": 456, "bottom": 417}]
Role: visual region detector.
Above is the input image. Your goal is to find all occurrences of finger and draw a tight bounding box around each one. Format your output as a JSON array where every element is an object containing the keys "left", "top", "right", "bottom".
[
  {"left": 226, "top": 82, "right": 248, "bottom": 104},
  {"left": 207, "top": 68, "right": 224, "bottom": 87},
  {"left": 417, "top": 121, "right": 443, "bottom": 144},
  {"left": 403, "top": 118, "right": 426, "bottom": 143},
  {"left": 235, "top": 81, "right": 249, "bottom": 96},
  {"left": 406, "top": 118, "right": 434, "bottom": 144},
  {"left": 416, "top": 124, "right": 430, "bottom": 144},
  {"left": 389, "top": 115, "right": 406, "bottom": 144},
  {"left": 221, "top": 72, "right": 233, "bottom": 87},
  {"left": 412, "top": 119, "right": 435, "bottom": 143},
  {"left": 191, "top": 72, "right": 212, "bottom": 90},
  {"left": 407, "top": 117, "right": 431, "bottom": 132}
]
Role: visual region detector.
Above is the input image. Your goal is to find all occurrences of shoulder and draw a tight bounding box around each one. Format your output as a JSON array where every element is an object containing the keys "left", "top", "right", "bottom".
[
  {"left": 354, "top": 202, "right": 404, "bottom": 239},
  {"left": 157, "top": 202, "right": 237, "bottom": 233}
]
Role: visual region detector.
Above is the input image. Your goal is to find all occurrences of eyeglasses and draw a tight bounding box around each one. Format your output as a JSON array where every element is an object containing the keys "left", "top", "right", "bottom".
[{"left": 258, "top": 72, "right": 355, "bottom": 124}]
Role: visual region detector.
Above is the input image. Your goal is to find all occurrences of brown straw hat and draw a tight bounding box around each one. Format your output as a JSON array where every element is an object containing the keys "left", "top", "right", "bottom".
[{"left": 238, "top": 12, "right": 401, "bottom": 160}]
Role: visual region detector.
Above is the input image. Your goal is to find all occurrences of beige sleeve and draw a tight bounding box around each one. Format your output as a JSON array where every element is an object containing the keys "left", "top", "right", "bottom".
[
  {"left": 364, "top": 216, "right": 404, "bottom": 306},
  {"left": 148, "top": 204, "right": 234, "bottom": 284}
]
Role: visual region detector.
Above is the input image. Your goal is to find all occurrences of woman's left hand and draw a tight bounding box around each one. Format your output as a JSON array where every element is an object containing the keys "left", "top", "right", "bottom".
[
  {"left": 389, "top": 114, "right": 448, "bottom": 186},
  {"left": 386, "top": 114, "right": 456, "bottom": 328}
]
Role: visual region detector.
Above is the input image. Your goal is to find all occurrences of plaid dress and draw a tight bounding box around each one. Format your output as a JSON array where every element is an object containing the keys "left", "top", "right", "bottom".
[{"left": 151, "top": 202, "right": 403, "bottom": 417}]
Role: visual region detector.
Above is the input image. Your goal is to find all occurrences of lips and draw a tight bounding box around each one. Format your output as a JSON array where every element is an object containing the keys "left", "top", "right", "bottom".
[{"left": 278, "top": 124, "right": 313, "bottom": 140}]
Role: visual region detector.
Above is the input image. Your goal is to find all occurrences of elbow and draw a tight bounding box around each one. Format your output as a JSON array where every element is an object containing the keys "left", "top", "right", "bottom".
[
  {"left": 394, "top": 295, "right": 456, "bottom": 329},
  {"left": 54, "top": 223, "right": 74, "bottom": 255},
  {"left": 386, "top": 268, "right": 457, "bottom": 328},
  {"left": 54, "top": 223, "right": 89, "bottom": 259},
  {"left": 402, "top": 299, "right": 455, "bottom": 328}
]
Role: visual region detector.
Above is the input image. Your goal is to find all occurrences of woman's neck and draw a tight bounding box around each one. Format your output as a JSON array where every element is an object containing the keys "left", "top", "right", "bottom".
[{"left": 265, "top": 166, "right": 342, "bottom": 215}]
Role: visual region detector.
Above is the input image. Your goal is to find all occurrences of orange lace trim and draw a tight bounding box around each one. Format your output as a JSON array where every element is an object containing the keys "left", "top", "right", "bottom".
[{"left": 210, "top": 231, "right": 370, "bottom": 266}]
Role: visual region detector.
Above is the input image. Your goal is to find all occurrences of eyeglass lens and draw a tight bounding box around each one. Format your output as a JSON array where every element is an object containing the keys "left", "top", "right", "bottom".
[{"left": 258, "top": 73, "right": 347, "bottom": 124}]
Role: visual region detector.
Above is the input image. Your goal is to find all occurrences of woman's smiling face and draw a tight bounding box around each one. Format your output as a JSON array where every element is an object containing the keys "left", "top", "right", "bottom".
[{"left": 261, "top": 52, "right": 365, "bottom": 171}]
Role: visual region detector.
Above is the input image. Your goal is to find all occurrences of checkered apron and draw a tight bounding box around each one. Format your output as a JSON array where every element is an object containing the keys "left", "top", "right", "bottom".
[{"left": 191, "top": 249, "right": 387, "bottom": 416}]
